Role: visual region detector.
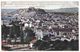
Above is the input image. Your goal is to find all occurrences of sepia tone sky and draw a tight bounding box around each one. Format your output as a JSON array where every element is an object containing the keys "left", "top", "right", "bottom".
[{"left": 1, "top": 1, "right": 78, "bottom": 9}]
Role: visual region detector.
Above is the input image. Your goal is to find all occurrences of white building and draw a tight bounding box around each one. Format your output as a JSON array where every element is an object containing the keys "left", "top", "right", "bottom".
[{"left": 35, "top": 29, "right": 43, "bottom": 40}]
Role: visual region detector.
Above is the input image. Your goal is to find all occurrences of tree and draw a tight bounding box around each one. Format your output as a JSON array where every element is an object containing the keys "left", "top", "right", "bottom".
[
  {"left": 24, "top": 27, "right": 35, "bottom": 43},
  {"left": 9, "top": 20, "right": 21, "bottom": 44},
  {"left": 2, "top": 24, "right": 10, "bottom": 40}
]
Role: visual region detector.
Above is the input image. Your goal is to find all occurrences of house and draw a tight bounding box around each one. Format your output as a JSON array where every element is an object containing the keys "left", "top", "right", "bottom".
[{"left": 50, "top": 28, "right": 74, "bottom": 41}]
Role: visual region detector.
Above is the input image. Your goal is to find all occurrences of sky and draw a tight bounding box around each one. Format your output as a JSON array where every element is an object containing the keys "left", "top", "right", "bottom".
[{"left": 1, "top": 1, "right": 78, "bottom": 9}]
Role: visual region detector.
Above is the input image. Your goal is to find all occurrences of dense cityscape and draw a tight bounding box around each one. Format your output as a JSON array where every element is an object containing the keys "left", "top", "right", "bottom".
[{"left": 1, "top": 7, "right": 78, "bottom": 51}]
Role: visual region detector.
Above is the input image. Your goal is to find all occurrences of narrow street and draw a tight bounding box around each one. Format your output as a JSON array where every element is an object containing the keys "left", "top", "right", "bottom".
[{"left": 2, "top": 44, "right": 37, "bottom": 51}]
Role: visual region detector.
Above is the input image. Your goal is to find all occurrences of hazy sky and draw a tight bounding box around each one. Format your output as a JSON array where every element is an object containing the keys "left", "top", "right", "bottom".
[{"left": 1, "top": 1, "right": 78, "bottom": 9}]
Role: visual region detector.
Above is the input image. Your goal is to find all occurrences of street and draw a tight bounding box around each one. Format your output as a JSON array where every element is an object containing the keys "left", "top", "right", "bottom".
[{"left": 2, "top": 44, "right": 37, "bottom": 51}]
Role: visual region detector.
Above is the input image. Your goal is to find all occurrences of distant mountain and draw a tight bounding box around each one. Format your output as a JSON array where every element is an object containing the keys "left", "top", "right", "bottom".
[
  {"left": 1, "top": 7, "right": 46, "bottom": 21},
  {"left": 1, "top": 7, "right": 78, "bottom": 22},
  {"left": 1, "top": 9, "right": 17, "bottom": 13},
  {"left": 7, "top": 7, "right": 46, "bottom": 18},
  {"left": 45, "top": 7, "right": 78, "bottom": 13}
]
